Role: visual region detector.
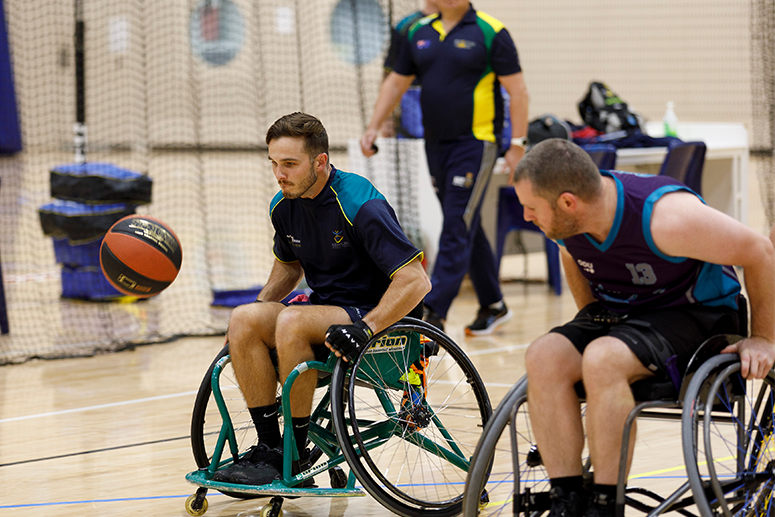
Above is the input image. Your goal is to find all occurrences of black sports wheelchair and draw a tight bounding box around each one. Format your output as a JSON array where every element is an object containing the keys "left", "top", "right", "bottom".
[
  {"left": 184, "top": 317, "right": 492, "bottom": 517},
  {"left": 461, "top": 297, "right": 775, "bottom": 516}
]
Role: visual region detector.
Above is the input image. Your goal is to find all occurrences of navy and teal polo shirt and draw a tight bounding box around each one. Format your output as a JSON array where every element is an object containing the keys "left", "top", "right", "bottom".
[
  {"left": 270, "top": 167, "right": 423, "bottom": 309},
  {"left": 393, "top": 4, "right": 521, "bottom": 143}
]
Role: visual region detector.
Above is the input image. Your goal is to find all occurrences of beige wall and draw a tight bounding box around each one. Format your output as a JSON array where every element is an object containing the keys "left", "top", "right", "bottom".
[
  {"left": 6, "top": 1, "right": 756, "bottom": 147},
  {"left": 2, "top": 0, "right": 767, "bottom": 237}
]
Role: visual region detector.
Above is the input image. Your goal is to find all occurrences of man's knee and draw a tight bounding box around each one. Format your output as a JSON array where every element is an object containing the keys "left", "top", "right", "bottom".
[
  {"left": 525, "top": 333, "right": 582, "bottom": 381},
  {"left": 228, "top": 304, "right": 257, "bottom": 345},
  {"left": 582, "top": 338, "right": 645, "bottom": 388}
]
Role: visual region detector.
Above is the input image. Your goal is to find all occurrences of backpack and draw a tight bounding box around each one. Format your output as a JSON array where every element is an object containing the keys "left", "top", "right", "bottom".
[
  {"left": 578, "top": 82, "right": 643, "bottom": 134},
  {"left": 527, "top": 114, "right": 572, "bottom": 148}
]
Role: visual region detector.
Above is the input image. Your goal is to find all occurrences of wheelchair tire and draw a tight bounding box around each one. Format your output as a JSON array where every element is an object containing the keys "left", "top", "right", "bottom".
[
  {"left": 190, "top": 344, "right": 337, "bottom": 497},
  {"left": 461, "top": 376, "right": 553, "bottom": 517},
  {"left": 331, "top": 318, "right": 492, "bottom": 517},
  {"left": 682, "top": 353, "right": 775, "bottom": 516},
  {"left": 191, "top": 345, "right": 237, "bottom": 469}
]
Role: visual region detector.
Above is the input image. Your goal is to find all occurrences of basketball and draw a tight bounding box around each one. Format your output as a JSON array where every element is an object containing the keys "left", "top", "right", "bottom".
[{"left": 100, "top": 215, "right": 182, "bottom": 298}]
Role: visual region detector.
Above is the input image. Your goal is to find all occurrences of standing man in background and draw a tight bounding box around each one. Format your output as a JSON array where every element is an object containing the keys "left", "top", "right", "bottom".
[
  {"left": 380, "top": 0, "right": 438, "bottom": 138},
  {"left": 361, "top": 0, "right": 529, "bottom": 336}
]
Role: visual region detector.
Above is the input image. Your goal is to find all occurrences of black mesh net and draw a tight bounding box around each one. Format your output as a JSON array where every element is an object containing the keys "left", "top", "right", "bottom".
[{"left": 0, "top": 0, "right": 421, "bottom": 364}]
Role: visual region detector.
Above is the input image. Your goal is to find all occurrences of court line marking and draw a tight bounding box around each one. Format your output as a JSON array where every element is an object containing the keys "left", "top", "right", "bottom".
[
  {"left": 0, "top": 493, "right": 225, "bottom": 509},
  {"left": 0, "top": 390, "right": 199, "bottom": 423},
  {"left": 0, "top": 343, "right": 528, "bottom": 423},
  {"left": 466, "top": 343, "right": 530, "bottom": 356}
]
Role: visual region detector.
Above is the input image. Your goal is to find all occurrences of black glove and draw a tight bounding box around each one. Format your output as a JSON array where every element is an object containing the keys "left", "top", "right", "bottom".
[{"left": 326, "top": 320, "right": 373, "bottom": 362}]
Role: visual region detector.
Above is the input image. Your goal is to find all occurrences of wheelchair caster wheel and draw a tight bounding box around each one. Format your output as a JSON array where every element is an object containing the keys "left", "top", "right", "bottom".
[
  {"left": 329, "top": 466, "right": 347, "bottom": 489},
  {"left": 185, "top": 492, "right": 209, "bottom": 516},
  {"left": 260, "top": 496, "right": 284, "bottom": 517}
]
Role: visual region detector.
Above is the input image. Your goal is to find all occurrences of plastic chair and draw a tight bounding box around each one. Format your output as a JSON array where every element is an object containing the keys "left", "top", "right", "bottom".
[
  {"left": 658, "top": 140, "right": 707, "bottom": 195},
  {"left": 582, "top": 143, "right": 617, "bottom": 170},
  {"left": 496, "top": 186, "right": 562, "bottom": 295}
]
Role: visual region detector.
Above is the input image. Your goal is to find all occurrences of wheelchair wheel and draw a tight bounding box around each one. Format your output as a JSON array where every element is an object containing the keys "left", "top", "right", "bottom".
[
  {"left": 682, "top": 353, "right": 775, "bottom": 516},
  {"left": 190, "top": 345, "right": 257, "bottom": 470},
  {"left": 331, "top": 318, "right": 492, "bottom": 517},
  {"left": 462, "top": 376, "right": 553, "bottom": 517}
]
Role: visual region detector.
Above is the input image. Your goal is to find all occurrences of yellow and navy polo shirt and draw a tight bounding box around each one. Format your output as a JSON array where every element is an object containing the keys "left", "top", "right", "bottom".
[{"left": 393, "top": 4, "right": 521, "bottom": 143}]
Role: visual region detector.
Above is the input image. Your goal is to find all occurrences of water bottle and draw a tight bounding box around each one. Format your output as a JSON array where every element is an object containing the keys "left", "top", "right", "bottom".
[{"left": 663, "top": 101, "right": 678, "bottom": 137}]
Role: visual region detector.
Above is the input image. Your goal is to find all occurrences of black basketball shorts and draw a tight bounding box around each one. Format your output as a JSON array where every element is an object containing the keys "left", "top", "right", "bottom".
[{"left": 550, "top": 301, "right": 740, "bottom": 386}]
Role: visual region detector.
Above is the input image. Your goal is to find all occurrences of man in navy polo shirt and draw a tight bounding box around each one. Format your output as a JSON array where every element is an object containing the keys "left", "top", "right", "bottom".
[
  {"left": 214, "top": 112, "right": 431, "bottom": 487},
  {"left": 361, "top": 0, "right": 529, "bottom": 336}
]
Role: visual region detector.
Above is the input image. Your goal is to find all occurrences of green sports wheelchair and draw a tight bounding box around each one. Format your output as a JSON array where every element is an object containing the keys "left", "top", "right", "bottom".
[
  {"left": 461, "top": 300, "right": 775, "bottom": 516},
  {"left": 185, "top": 317, "right": 492, "bottom": 517}
]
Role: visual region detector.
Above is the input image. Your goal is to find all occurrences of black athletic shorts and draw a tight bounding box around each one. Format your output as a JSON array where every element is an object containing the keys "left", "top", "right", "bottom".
[{"left": 551, "top": 302, "right": 740, "bottom": 387}]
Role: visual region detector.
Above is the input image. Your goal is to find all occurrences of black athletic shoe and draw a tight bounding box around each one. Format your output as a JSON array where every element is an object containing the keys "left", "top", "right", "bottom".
[
  {"left": 289, "top": 449, "right": 316, "bottom": 488},
  {"left": 423, "top": 307, "right": 445, "bottom": 332},
  {"left": 548, "top": 486, "right": 586, "bottom": 517},
  {"left": 585, "top": 492, "right": 616, "bottom": 517},
  {"left": 212, "top": 442, "right": 283, "bottom": 486},
  {"left": 465, "top": 303, "right": 512, "bottom": 336}
]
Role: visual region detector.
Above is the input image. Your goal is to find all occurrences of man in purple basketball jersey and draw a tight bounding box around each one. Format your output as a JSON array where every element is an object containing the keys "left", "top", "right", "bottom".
[{"left": 513, "top": 139, "right": 775, "bottom": 517}]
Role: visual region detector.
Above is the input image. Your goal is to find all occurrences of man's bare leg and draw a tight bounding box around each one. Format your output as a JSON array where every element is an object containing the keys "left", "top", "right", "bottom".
[
  {"left": 525, "top": 333, "right": 585, "bottom": 478},
  {"left": 228, "top": 302, "right": 286, "bottom": 407},
  {"left": 582, "top": 337, "right": 652, "bottom": 486},
  {"left": 275, "top": 305, "right": 352, "bottom": 418}
]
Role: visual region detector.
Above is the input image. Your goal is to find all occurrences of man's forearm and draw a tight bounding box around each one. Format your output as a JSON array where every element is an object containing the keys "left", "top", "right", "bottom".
[
  {"left": 258, "top": 260, "right": 304, "bottom": 302},
  {"left": 367, "top": 72, "right": 413, "bottom": 131},
  {"left": 362, "top": 259, "right": 430, "bottom": 333}
]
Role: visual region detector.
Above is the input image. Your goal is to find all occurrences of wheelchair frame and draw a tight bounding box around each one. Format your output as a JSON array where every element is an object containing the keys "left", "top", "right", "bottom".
[
  {"left": 461, "top": 334, "right": 775, "bottom": 517},
  {"left": 185, "top": 317, "right": 492, "bottom": 517}
]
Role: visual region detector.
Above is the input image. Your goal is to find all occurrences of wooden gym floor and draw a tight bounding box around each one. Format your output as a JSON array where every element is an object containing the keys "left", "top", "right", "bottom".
[{"left": 0, "top": 256, "right": 694, "bottom": 516}]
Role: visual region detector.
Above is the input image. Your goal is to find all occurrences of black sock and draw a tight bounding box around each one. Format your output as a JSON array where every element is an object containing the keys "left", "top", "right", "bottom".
[
  {"left": 291, "top": 416, "right": 311, "bottom": 458},
  {"left": 249, "top": 403, "right": 281, "bottom": 448},
  {"left": 550, "top": 475, "right": 585, "bottom": 494},
  {"left": 592, "top": 483, "right": 617, "bottom": 501}
]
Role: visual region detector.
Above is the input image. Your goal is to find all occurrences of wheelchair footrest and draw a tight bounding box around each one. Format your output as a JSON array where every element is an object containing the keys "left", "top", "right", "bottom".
[{"left": 185, "top": 470, "right": 365, "bottom": 497}]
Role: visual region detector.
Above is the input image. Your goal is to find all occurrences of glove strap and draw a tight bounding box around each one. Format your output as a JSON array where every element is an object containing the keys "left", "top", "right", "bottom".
[{"left": 355, "top": 319, "right": 374, "bottom": 340}]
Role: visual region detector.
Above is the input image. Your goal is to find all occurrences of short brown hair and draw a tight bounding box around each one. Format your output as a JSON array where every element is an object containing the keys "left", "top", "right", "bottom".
[
  {"left": 513, "top": 139, "right": 603, "bottom": 201},
  {"left": 266, "top": 112, "right": 329, "bottom": 161}
]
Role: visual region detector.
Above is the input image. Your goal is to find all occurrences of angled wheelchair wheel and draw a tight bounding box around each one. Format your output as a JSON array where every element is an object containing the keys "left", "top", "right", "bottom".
[
  {"left": 682, "top": 353, "right": 775, "bottom": 516},
  {"left": 331, "top": 318, "right": 492, "bottom": 517},
  {"left": 462, "top": 376, "right": 554, "bottom": 517},
  {"left": 190, "top": 344, "right": 339, "bottom": 494},
  {"left": 191, "top": 344, "right": 257, "bottom": 470}
]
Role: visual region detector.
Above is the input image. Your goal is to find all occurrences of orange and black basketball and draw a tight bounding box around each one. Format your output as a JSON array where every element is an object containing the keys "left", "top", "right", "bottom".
[{"left": 100, "top": 215, "right": 182, "bottom": 298}]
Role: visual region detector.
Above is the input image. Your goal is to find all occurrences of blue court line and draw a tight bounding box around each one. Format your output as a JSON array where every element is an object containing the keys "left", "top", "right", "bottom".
[{"left": 0, "top": 493, "right": 225, "bottom": 510}]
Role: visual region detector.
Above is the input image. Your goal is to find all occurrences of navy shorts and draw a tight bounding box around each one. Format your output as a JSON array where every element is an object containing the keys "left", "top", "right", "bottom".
[
  {"left": 280, "top": 295, "right": 423, "bottom": 324},
  {"left": 279, "top": 294, "right": 370, "bottom": 324},
  {"left": 551, "top": 302, "right": 740, "bottom": 386}
]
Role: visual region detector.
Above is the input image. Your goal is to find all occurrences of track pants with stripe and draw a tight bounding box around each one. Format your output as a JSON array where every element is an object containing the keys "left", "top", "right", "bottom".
[{"left": 423, "top": 137, "right": 503, "bottom": 318}]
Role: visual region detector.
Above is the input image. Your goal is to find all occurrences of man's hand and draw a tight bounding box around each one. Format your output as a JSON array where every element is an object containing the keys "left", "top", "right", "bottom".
[
  {"left": 721, "top": 336, "right": 775, "bottom": 379},
  {"left": 360, "top": 129, "right": 379, "bottom": 158},
  {"left": 325, "top": 320, "right": 374, "bottom": 362},
  {"left": 505, "top": 145, "right": 525, "bottom": 185}
]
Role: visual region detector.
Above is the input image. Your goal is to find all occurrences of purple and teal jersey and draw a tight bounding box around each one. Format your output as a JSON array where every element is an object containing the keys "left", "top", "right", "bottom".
[
  {"left": 558, "top": 171, "right": 740, "bottom": 313},
  {"left": 270, "top": 167, "right": 423, "bottom": 309}
]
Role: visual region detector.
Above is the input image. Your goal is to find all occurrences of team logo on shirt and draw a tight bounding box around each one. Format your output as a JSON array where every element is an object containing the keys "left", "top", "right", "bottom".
[
  {"left": 332, "top": 230, "right": 350, "bottom": 249},
  {"left": 454, "top": 38, "right": 476, "bottom": 50},
  {"left": 287, "top": 234, "right": 301, "bottom": 247},
  {"left": 577, "top": 259, "right": 595, "bottom": 274},
  {"left": 416, "top": 39, "right": 431, "bottom": 49}
]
